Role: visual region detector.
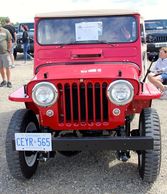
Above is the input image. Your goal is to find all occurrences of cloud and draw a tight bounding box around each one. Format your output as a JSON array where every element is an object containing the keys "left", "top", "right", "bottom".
[{"left": 1, "top": 0, "right": 166, "bottom": 23}]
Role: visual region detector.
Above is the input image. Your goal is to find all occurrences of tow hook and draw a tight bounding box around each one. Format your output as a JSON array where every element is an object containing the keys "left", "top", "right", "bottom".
[
  {"left": 116, "top": 150, "right": 130, "bottom": 162},
  {"left": 38, "top": 151, "right": 56, "bottom": 162}
]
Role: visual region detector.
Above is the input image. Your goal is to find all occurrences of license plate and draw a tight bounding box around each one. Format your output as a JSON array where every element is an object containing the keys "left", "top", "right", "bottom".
[
  {"left": 155, "top": 42, "right": 167, "bottom": 48},
  {"left": 15, "top": 133, "right": 52, "bottom": 151}
]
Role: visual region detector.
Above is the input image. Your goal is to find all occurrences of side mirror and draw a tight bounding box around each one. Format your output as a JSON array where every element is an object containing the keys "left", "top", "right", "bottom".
[
  {"left": 141, "top": 35, "right": 146, "bottom": 44},
  {"left": 147, "top": 52, "right": 159, "bottom": 62}
]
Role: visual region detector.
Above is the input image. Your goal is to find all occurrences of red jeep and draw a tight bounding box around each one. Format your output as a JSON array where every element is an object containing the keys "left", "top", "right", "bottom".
[{"left": 6, "top": 9, "right": 161, "bottom": 182}]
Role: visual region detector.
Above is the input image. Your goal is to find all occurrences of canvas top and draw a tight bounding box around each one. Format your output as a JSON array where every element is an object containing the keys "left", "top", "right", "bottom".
[{"left": 35, "top": 9, "right": 140, "bottom": 18}]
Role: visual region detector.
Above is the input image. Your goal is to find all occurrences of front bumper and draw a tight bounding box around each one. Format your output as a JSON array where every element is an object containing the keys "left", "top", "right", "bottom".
[{"left": 52, "top": 136, "right": 153, "bottom": 151}]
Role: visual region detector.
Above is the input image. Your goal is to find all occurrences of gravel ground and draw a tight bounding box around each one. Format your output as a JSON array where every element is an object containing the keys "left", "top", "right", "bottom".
[{"left": 0, "top": 56, "right": 167, "bottom": 194}]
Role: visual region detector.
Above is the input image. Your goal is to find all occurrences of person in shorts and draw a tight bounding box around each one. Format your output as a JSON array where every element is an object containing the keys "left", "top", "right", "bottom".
[
  {"left": 148, "top": 47, "right": 167, "bottom": 98},
  {"left": 0, "top": 23, "right": 12, "bottom": 88},
  {"left": 3, "top": 17, "right": 17, "bottom": 68}
]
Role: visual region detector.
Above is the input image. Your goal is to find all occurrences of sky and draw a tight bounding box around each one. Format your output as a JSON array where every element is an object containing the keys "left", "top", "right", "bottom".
[{"left": 1, "top": 0, "right": 166, "bottom": 23}]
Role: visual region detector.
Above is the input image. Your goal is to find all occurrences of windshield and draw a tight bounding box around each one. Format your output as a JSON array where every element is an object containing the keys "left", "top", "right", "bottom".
[
  {"left": 145, "top": 20, "right": 167, "bottom": 30},
  {"left": 37, "top": 16, "right": 137, "bottom": 45}
]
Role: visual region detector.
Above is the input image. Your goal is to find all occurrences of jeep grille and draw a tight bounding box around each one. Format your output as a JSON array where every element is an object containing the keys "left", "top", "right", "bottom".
[
  {"left": 155, "top": 35, "right": 167, "bottom": 42},
  {"left": 57, "top": 82, "right": 109, "bottom": 124},
  {"left": 147, "top": 34, "right": 167, "bottom": 43}
]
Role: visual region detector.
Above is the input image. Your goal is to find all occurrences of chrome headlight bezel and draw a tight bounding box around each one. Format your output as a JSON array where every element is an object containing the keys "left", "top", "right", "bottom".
[
  {"left": 32, "top": 82, "right": 58, "bottom": 107},
  {"left": 107, "top": 80, "right": 134, "bottom": 105}
]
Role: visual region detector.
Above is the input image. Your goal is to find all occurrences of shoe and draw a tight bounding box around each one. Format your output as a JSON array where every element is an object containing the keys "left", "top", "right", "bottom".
[
  {"left": 0, "top": 80, "right": 7, "bottom": 87},
  {"left": 7, "top": 81, "right": 12, "bottom": 88},
  {"left": 11, "top": 64, "right": 15, "bottom": 68}
]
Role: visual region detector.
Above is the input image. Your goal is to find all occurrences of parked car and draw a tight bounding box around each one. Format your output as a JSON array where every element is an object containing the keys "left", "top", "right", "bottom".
[
  {"left": 14, "top": 25, "right": 19, "bottom": 33},
  {"left": 14, "top": 22, "right": 34, "bottom": 59},
  {"left": 145, "top": 19, "right": 167, "bottom": 54},
  {"left": 6, "top": 9, "right": 161, "bottom": 183}
]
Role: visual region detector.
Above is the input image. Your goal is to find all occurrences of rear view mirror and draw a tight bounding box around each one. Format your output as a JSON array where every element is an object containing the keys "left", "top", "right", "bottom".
[{"left": 147, "top": 52, "right": 159, "bottom": 62}]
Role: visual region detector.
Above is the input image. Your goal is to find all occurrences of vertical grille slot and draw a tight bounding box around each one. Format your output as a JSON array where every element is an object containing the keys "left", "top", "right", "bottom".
[
  {"left": 57, "top": 83, "right": 64, "bottom": 123},
  {"left": 95, "top": 83, "right": 101, "bottom": 121},
  {"left": 102, "top": 83, "right": 108, "bottom": 121},
  {"left": 87, "top": 83, "right": 93, "bottom": 121},
  {"left": 72, "top": 83, "right": 78, "bottom": 121},
  {"left": 80, "top": 83, "right": 86, "bottom": 121},
  {"left": 65, "top": 84, "right": 71, "bottom": 121}
]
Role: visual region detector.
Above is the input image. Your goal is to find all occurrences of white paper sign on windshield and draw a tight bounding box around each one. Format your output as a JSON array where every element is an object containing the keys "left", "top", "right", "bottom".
[{"left": 75, "top": 22, "right": 102, "bottom": 41}]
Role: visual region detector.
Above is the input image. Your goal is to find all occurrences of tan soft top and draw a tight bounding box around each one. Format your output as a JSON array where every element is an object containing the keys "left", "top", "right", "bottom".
[{"left": 35, "top": 9, "right": 140, "bottom": 18}]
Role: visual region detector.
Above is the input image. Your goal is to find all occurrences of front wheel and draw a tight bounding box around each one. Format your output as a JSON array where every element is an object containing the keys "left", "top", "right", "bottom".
[
  {"left": 138, "top": 108, "right": 161, "bottom": 183},
  {"left": 6, "top": 109, "right": 39, "bottom": 180}
]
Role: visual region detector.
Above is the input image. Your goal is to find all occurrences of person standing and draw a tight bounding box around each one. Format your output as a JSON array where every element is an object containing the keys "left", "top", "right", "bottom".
[
  {"left": 0, "top": 23, "right": 12, "bottom": 88},
  {"left": 3, "top": 17, "right": 17, "bottom": 68},
  {"left": 21, "top": 25, "right": 33, "bottom": 63}
]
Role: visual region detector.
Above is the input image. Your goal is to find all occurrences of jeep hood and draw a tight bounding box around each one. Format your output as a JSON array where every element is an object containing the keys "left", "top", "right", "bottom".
[{"left": 34, "top": 63, "right": 140, "bottom": 81}]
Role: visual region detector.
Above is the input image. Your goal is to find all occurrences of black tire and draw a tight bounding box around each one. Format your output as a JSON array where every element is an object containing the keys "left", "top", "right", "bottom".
[
  {"left": 138, "top": 108, "right": 161, "bottom": 183},
  {"left": 6, "top": 109, "right": 39, "bottom": 180}
]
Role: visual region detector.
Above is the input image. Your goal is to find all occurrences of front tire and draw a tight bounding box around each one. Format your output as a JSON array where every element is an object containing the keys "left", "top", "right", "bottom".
[
  {"left": 6, "top": 109, "right": 39, "bottom": 180},
  {"left": 138, "top": 108, "right": 161, "bottom": 183}
]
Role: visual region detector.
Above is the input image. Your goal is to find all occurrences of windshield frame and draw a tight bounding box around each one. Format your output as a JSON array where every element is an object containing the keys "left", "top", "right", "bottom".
[
  {"left": 145, "top": 19, "right": 167, "bottom": 31},
  {"left": 37, "top": 15, "right": 138, "bottom": 46}
]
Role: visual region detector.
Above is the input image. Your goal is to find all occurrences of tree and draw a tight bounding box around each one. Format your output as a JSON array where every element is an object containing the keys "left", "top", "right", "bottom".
[{"left": 0, "top": 17, "right": 8, "bottom": 26}]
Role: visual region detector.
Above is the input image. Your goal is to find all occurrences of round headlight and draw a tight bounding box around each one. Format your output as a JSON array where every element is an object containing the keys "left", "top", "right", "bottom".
[
  {"left": 32, "top": 82, "right": 58, "bottom": 107},
  {"left": 107, "top": 80, "right": 134, "bottom": 105}
]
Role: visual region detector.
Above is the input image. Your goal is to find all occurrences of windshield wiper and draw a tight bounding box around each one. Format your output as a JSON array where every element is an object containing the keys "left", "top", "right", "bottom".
[
  {"left": 58, "top": 40, "right": 114, "bottom": 48},
  {"left": 58, "top": 41, "right": 81, "bottom": 48},
  {"left": 94, "top": 40, "right": 115, "bottom": 45}
]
